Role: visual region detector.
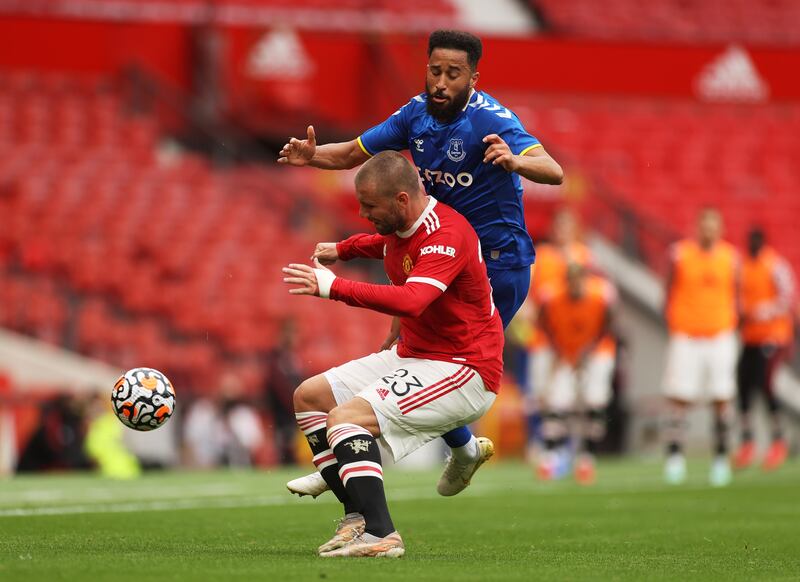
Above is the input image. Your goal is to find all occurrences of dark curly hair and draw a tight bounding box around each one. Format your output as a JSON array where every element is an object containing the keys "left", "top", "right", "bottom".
[{"left": 428, "top": 30, "right": 483, "bottom": 71}]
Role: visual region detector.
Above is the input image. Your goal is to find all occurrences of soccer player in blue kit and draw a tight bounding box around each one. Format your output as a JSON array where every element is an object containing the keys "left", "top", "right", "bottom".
[{"left": 279, "top": 30, "right": 563, "bottom": 497}]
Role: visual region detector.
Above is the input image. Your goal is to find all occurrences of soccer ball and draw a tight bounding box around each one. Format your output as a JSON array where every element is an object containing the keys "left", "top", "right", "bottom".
[{"left": 111, "top": 367, "right": 176, "bottom": 431}]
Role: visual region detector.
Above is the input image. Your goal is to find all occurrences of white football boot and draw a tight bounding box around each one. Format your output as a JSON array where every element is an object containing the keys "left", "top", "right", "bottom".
[
  {"left": 436, "top": 436, "right": 495, "bottom": 496},
  {"left": 287, "top": 472, "right": 330, "bottom": 498},
  {"left": 320, "top": 531, "right": 404, "bottom": 558},
  {"left": 664, "top": 453, "right": 687, "bottom": 485},
  {"left": 709, "top": 455, "right": 732, "bottom": 487},
  {"left": 317, "top": 513, "right": 366, "bottom": 554}
]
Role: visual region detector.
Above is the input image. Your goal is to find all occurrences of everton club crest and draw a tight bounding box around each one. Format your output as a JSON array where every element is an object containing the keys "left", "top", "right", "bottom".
[{"left": 446, "top": 138, "right": 466, "bottom": 162}]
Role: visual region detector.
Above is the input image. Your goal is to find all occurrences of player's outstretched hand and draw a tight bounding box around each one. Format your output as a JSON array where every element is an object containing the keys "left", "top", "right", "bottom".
[
  {"left": 312, "top": 242, "right": 339, "bottom": 265},
  {"left": 283, "top": 263, "right": 320, "bottom": 296},
  {"left": 278, "top": 125, "right": 316, "bottom": 166},
  {"left": 482, "top": 134, "right": 519, "bottom": 172}
]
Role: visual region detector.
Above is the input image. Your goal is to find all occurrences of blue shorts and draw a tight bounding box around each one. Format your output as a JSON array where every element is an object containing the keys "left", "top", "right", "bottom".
[{"left": 486, "top": 265, "right": 532, "bottom": 329}]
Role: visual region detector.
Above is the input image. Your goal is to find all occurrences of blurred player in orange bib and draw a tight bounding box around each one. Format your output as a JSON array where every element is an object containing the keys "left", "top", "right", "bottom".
[
  {"left": 662, "top": 208, "right": 739, "bottom": 486},
  {"left": 528, "top": 210, "right": 594, "bottom": 305},
  {"left": 734, "top": 227, "right": 796, "bottom": 471},
  {"left": 535, "top": 264, "right": 616, "bottom": 484},
  {"left": 521, "top": 209, "right": 594, "bottom": 460}
]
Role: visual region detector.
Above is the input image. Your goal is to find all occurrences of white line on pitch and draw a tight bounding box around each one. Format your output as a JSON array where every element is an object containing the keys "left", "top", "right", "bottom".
[
  {"left": 2, "top": 471, "right": 794, "bottom": 518},
  {"left": 0, "top": 488, "right": 438, "bottom": 518}
]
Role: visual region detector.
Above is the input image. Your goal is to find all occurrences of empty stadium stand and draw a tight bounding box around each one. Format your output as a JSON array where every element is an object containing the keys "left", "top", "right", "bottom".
[
  {"left": 0, "top": 0, "right": 458, "bottom": 31},
  {"left": 2, "top": 66, "right": 799, "bottom": 393},
  {"left": 0, "top": 70, "right": 388, "bottom": 392},
  {"left": 507, "top": 94, "right": 800, "bottom": 274},
  {"left": 532, "top": 0, "right": 800, "bottom": 45}
]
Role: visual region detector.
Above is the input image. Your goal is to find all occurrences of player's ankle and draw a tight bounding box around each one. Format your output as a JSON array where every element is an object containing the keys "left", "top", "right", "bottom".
[{"left": 451, "top": 435, "right": 480, "bottom": 462}]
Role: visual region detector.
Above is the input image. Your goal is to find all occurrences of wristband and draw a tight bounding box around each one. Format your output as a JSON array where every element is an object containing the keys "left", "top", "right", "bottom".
[{"left": 314, "top": 268, "right": 336, "bottom": 299}]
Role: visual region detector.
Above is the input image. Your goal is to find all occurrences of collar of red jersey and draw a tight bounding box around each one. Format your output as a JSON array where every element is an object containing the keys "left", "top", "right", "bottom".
[{"left": 397, "top": 196, "right": 437, "bottom": 239}]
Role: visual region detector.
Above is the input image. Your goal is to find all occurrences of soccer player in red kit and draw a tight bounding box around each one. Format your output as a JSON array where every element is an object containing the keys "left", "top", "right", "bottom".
[{"left": 283, "top": 151, "right": 503, "bottom": 557}]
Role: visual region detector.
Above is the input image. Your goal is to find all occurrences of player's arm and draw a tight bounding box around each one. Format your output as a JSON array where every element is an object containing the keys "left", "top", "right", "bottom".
[
  {"left": 482, "top": 135, "right": 564, "bottom": 185},
  {"left": 537, "top": 302, "right": 565, "bottom": 361},
  {"left": 578, "top": 294, "right": 617, "bottom": 367},
  {"left": 754, "top": 257, "right": 796, "bottom": 320},
  {"left": 293, "top": 227, "right": 466, "bottom": 316},
  {"left": 733, "top": 254, "right": 743, "bottom": 325},
  {"left": 336, "top": 233, "right": 386, "bottom": 261},
  {"left": 280, "top": 99, "right": 414, "bottom": 169},
  {"left": 278, "top": 125, "right": 370, "bottom": 170},
  {"left": 663, "top": 249, "right": 677, "bottom": 325},
  {"left": 282, "top": 263, "right": 442, "bottom": 318},
  {"left": 772, "top": 258, "right": 797, "bottom": 315},
  {"left": 285, "top": 227, "right": 468, "bottom": 318},
  {"left": 310, "top": 234, "right": 385, "bottom": 265}
]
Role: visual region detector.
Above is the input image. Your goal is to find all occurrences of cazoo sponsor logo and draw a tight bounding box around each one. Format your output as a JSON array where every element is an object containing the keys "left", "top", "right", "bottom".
[{"left": 418, "top": 167, "right": 474, "bottom": 188}]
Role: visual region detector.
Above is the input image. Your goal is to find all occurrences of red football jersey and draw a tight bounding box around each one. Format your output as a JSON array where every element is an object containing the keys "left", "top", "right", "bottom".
[{"left": 334, "top": 197, "right": 504, "bottom": 392}]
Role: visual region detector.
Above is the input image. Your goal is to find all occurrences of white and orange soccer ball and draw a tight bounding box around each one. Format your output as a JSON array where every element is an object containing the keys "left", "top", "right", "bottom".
[{"left": 111, "top": 367, "right": 176, "bottom": 431}]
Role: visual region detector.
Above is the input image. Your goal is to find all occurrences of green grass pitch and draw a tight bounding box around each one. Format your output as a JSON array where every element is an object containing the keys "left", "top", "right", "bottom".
[{"left": 1, "top": 459, "right": 799, "bottom": 581}]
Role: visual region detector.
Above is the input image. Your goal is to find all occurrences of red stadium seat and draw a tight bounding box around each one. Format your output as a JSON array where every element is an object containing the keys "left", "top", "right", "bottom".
[
  {"left": 532, "top": 0, "right": 800, "bottom": 45},
  {"left": 508, "top": 93, "right": 800, "bottom": 276}
]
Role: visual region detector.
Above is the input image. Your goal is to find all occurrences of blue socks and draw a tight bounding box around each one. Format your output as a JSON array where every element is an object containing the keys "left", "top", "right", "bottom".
[{"left": 442, "top": 425, "right": 472, "bottom": 448}]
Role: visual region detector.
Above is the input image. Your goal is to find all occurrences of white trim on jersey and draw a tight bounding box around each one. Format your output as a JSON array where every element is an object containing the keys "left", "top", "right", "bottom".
[
  {"left": 407, "top": 276, "right": 447, "bottom": 292},
  {"left": 398, "top": 196, "right": 438, "bottom": 239},
  {"left": 462, "top": 88, "right": 476, "bottom": 111},
  {"left": 423, "top": 209, "right": 441, "bottom": 235}
]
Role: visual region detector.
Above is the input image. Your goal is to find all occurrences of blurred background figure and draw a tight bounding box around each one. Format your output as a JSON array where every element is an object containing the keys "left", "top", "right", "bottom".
[
  {"left": 83, "top": 391, "right": 141, "bottom": 479},
  {"left": 662, "top": 208, "right": 739, "bottom": 487},
  {"left": 263, "top": 318, "right": 303, "bottom": 465},
  {"left": 518, "top": 208, "right": 595, "bottom": 460},
  {"left": 735, "top": 227, "right": 797, "bottom": 471},
  {"left": 16, "top": 392, "right": 91, "bottom": 473},
  {"left": 183, "top": 371, "right": 268, "bottom": 468},
  {"left": 182, "top": 393, "right": 226, "bottom": 469},
  {"left": 535, "top": 264, "right": 616, "bottom": 484}
]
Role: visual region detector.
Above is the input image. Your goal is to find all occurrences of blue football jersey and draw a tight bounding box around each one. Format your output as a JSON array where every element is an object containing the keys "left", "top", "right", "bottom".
[{"left": 358, "top": 90, "right": 541, "bottom": 270}]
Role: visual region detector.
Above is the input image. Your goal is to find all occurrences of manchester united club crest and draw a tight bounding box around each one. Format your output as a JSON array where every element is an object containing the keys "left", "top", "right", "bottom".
[
  {"left": 446, "top": 138, "right": 466, "bottom": 162},
  {"left": 402, "top": 254, "right": 413, "bottom": 274},
  {"left": 346, "top": 439, "right": 372, "bottom": 454}
]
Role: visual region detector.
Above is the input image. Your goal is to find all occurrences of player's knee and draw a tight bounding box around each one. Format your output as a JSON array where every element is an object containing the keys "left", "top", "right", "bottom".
[
  {"left": 327, "top": 405, "right": 350, "bottom": 428},
  {"left": 327, "top": 402, "right": 379, "bottom": 437},
  {"left": 293, "top": 378, "right": 321, "bottom": 412}
]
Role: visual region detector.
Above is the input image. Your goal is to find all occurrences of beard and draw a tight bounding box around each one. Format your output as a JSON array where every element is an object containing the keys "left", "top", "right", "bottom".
[
  {"left": 374, "top": 221, "right": 396, "bottom": 235},
  {"left": 426, "top": 84, "right": 472, "bottom": 124},
  {"left": 371, "top": 212, "right": 404, "bottom": 235}
]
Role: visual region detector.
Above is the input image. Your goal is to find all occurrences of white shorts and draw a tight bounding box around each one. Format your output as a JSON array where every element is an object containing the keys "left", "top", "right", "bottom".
[
  {"left": 662, "top": 331, "right": 738, "bottom": 402},
  {"left": 525, "top": 346, "right": 554, "bottom": 396},
  {"left": 324, "top": 347, "right": 495, "bottom": 462},
  {"left": 540, "top": 353, "right": 614, "bottom": 411}
]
